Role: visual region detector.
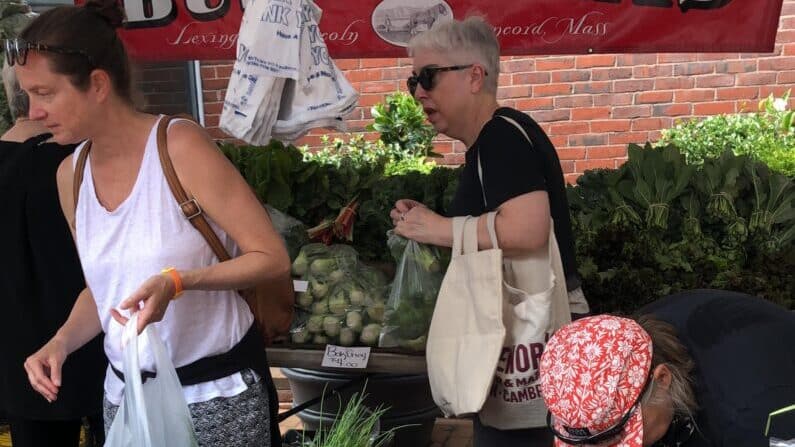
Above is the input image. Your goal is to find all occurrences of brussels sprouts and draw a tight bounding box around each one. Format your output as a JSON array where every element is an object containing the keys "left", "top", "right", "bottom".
[
  {"left": 366, "top": 299, "right": 386, "bottom": 323},
  {"left": 296, "top": 291, "right": 314, "bottom": 309},
  {"left": 310, "top": 258, "right": 338, "bottom": 277},
  {"left": 312, "top": 299, "right": 329, "bottom": 315},
  {"left": 310, "top": 278, "right": 329, "bottom": 298},
  {"left": 291, "top": 254, "right": 308, "bottom": 277},
  {"left": 323, "top": 316, "right": 342, "bottom": 337},
  {"left": 306, "top": 315, "right": 325, "bottom": 334},
  {"left": 360, "top": 324, "right": 382, "bottom": 347},
  {"left": 339, "top": 327, "right": 356, "bottom": 347},
  {"left": 329, "top": 269, "right": 346, "bottom": 284},
  {"left": 345, "top": 310, "right": 363, "bottom": 332},
  {"left": 328, "top": 295, "right": 349, "bottom": 316},
  {"left": 349, "top": 288, "right": 365, "bottom": 307}
]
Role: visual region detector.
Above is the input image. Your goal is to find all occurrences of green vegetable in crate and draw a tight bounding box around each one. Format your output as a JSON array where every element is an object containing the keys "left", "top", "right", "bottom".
[
  {"left": 306, "top": 315, "right": 325, "bottom": 334},
  {"left": 349, "top": 287, "right": 365, "bottom": 306},
  {"left": 313, "top": 334, "right": 330, "bottom": 344},
  {"left": 310, "top": 258, "right": 338, "bottom": 277},
  {"left": 365, "top": 298, "right": 386, "bottom": 323},
  {"left": 291, "top": 243, "right": 331, "bottom": 277},
  {"left": 360, "top": 324, "right": 382, "bottom": 347},
  {"left": 329, "top": 269, "right": 346, "bottom": 284},
  {"left": 328, "top": 293, "right": 349, "bottom": 316},
  {"left": 309, "top": 277, "right": 329, "bottom": 298},
  {"left": 312, "top": 299, "right": 330, "bottom": 315},
  {"left": 339, "top": 327, "right": 357, "bottom": 347},
  {"left": 296, "top": 291, "right": 314, "bottom": 309},
  {"left": 323, "top": 316, "right": 342, "bottom": 337},
  {"left": 346, "top": 310, "right": 364, "bottom": 332}
]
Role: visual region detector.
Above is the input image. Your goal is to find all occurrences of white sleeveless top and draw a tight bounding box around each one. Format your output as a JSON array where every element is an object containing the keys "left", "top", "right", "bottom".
[{"left": 73, "top": 116, "right": 254, "bottom": 405}]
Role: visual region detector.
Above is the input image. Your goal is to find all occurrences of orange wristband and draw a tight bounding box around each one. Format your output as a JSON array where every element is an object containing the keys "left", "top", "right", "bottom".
[{"left": 161, "top": 267, "right": 184, "bottom": 299}]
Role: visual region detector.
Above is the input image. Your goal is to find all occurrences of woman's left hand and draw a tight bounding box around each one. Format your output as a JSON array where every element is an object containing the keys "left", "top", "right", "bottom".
[
  {"left": 112, "top": 273, "right": 177, "bottom": 334},
  {"left": 394, "top": 205, "right": 450, "bottom": 245}
]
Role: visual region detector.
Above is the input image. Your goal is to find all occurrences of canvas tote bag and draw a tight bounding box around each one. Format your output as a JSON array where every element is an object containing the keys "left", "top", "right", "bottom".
[
  {"left": 426, "top": 214, "right": 506, "bottom": 417},
  {"left": 477, "top": 215, "right": 571, "bottom": 429}
]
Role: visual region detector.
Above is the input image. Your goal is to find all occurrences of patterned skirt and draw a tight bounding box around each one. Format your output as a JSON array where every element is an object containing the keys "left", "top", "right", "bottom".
[{"left": 103, "top": 369, "right": 272, "bottom": 447}]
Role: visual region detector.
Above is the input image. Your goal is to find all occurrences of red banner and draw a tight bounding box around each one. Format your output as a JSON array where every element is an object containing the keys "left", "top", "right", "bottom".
[{"left": 109, "top": 0, "right": 783, "bottom": 61}]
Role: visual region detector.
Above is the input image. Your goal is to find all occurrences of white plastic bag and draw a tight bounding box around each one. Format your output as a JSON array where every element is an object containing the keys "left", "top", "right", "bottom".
[{"left": 105, "top": 313, "right": 198, "bottom": 447}]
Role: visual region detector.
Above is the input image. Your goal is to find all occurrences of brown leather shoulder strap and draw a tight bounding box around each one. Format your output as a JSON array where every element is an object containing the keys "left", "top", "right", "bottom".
[
  {"left": 156, "top": 115, "right": 232, "bottom": 262},
  {"left": 73, "top": 141, "right": 91, "bottom": 213}
]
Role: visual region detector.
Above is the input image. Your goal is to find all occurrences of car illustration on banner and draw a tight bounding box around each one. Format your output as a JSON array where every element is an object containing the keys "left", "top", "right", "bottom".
[{"left": 371, "top": 0, "right": 454, "bottom": 47}]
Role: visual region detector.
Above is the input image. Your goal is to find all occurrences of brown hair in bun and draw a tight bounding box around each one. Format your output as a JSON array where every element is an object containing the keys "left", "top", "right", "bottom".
[
  {"left": 84, "top": 0, "right": 126, "bottom": 29},
  {"left": 19, "top": 0, "right": 132, "bottom": 102}
]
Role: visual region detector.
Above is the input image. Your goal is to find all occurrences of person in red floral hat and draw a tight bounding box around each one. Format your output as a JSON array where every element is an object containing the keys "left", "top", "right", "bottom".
[{"left": 539, "top": 289, "right": 795, "bottom": 447}]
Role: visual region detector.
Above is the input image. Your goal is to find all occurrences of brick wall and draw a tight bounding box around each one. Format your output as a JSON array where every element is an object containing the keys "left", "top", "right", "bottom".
[{"left": 201, "top": 0, "right": 795, "bottom": 183}]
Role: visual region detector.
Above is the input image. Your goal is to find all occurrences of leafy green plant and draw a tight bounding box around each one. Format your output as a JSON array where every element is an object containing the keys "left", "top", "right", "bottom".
[
  {"left": 300, "top": 134, "right": 436, "bottom": 177},
  {"left": 301, "top": 134, "right": 392, "bottom": 168},
  {"left": 568, "top": 146, "right": 794, "bottom": 313},
  {"left": 300, "top": 391, "right": 397, "bottom": 447},
  {"left": 220, "top": 138, "right": 458, "bottom": 263},
  {"left": 367, "top": 92, "right": 438, "bottom": 158},
  {"left": 657, "top": 93, "right": 795, "bottom": 176}
]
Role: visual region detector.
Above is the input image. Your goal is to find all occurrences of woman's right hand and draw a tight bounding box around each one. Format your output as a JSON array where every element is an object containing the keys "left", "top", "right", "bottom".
[
  {"left": 24, "top": 337, "right": 68, "bottom": 403},
  {"left": 390, "top": 199, "right": 425, "bottom": 226}
]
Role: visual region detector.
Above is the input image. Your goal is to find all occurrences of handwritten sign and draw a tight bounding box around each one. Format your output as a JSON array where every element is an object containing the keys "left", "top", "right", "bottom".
[{"left": 321, "top": 345, "right": 371, "bottom": 369}]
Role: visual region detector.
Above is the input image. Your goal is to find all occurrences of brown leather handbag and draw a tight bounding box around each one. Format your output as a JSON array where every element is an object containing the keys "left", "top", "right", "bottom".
[{"left": 73, "top": 116, "right": 294, "bottom": 344}]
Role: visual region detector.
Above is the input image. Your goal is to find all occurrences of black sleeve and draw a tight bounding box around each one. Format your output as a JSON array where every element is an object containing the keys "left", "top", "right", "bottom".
[{"left": 478, "top": 117, "right": 547, "bottom": 210}]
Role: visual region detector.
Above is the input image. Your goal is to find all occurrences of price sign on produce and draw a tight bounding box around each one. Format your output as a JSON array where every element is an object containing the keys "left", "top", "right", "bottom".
[{"left": 321, "top": 345, "right": 371, "bottom": 369}]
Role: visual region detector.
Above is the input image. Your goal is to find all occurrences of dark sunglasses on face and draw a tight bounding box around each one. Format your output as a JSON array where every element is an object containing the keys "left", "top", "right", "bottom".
[
  {"left": 547, "top": 375, "right": 653, "bottom": 446},
  {"left": 407, "top": 64, "right": 487, "bottom": 96},
  {"left": 3, "top": 38, "right": 94, "bottom": 67}
]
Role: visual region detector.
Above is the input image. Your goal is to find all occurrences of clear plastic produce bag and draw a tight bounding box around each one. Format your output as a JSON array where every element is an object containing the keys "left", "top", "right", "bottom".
[
  {"left": 105, "top": 313, "right": 198, "bottom": 447},
  {"left": 289, "top": 244, "right": 388, "bottom": 347},
  {"left": 379, "top": 231, "right": 443, "bottom": 351}
]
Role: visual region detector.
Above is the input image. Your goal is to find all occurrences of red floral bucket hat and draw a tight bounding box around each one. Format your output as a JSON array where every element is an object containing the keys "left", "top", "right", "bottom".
[{"left": 540, "top": 315, "right": 653, "bottom": 447}]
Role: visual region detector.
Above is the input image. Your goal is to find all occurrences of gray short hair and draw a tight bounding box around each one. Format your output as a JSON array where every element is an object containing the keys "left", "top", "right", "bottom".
[
  {"left": 407, "top": 16, "right": 500, "bottom": 93},
  {"left": 2, "top": 60, "right": 29, "bottom": 119},
  {"left": 636, "top": 314, "right": 698, "bottom": 419}
]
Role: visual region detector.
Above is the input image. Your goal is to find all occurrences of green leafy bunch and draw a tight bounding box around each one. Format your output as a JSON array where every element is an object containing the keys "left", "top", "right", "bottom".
[
  {"left": 568, "top": 145, "right": 794, "bottom": 313},
  {"left": 657, "top": 92, "right": 795, "bottom": 176},
  {"left": 367, "top": 91, "right": 438, "bottom": 159}
]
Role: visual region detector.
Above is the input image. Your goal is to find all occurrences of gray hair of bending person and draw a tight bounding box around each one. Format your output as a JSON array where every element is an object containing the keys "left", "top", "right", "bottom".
[
  {"left": 407, "top": 16, "right": 500, "bottom": 94},
  {"left": 635, "top": 314, "right": 698, "bottom": 420},
  {"left": 2, "top": 61, "right": 30, "bottom": 120}
]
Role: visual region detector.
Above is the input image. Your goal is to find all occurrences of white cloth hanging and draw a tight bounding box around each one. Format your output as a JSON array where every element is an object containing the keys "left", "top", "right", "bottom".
[{"left": 221, "top": 0, "right": 358, "bottom": 145}]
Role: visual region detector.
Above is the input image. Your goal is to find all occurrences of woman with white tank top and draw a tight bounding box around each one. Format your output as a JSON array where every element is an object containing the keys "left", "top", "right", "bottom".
[{"left": 15, "top": 1, "right": 290, "bottom": 445}]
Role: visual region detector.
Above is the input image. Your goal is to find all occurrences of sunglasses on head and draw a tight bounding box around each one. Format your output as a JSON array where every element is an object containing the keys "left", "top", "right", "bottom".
[
  {"left": 547, "top": 374, "right": 653, "bottom": 446},
  {"left": 407, "top": 64, "right": 487, "bottom": 96},
  {"left": 3, "top": 38, "right": 94, "bottom": 67}
]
